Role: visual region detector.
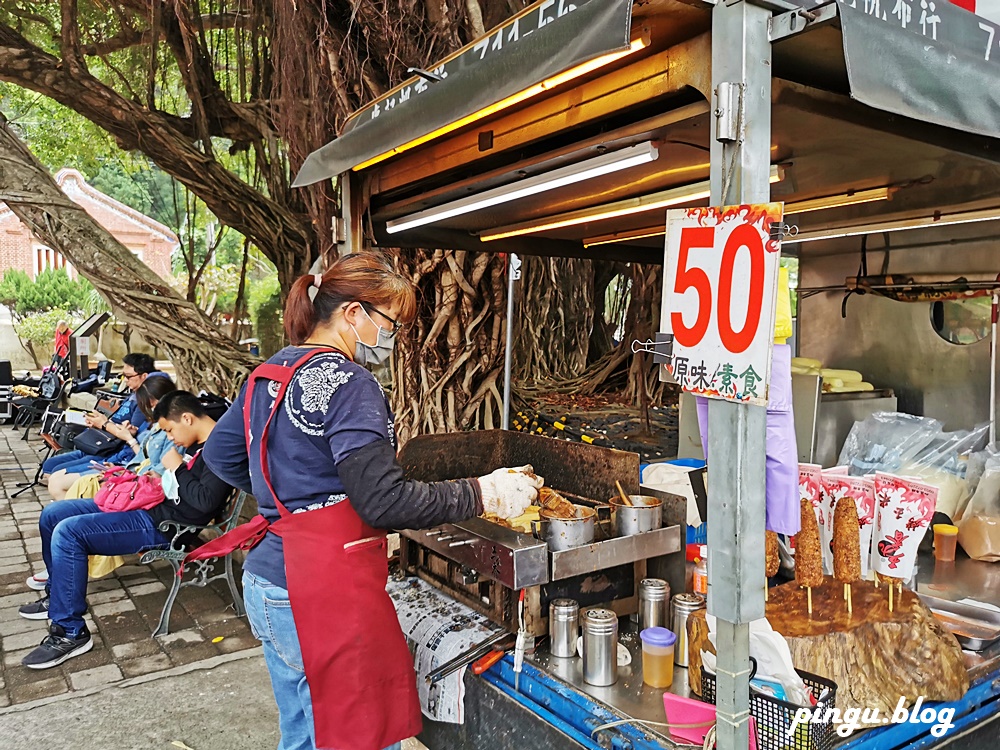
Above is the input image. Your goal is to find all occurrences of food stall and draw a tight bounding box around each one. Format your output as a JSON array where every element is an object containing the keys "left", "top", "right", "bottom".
[{"left": 294, "top": 0, "right": 1000, "bottom": 747}]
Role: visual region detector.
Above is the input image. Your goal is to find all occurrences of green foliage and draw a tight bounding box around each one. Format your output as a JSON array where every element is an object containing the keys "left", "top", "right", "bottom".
[
  {"left": 13, "top": 308, "right": 78, "bottom": 348},
  {"left": 0, "top": 268, "right": 92, "bottom": 316},
  {"left": 248, "top": 276, "right": 284, "bottom": 357},
  {"left": 780, "top": 256, "right": 800, "bottom": 318}
]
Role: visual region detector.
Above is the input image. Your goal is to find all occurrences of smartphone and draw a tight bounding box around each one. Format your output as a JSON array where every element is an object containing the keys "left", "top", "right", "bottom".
[{"left": 88, "top": 461, "right": 106, "bottom": 471}]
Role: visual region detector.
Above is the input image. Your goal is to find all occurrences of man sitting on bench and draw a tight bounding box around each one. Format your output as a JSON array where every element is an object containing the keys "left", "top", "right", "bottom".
[
  {"left": 42, "top": 353, "right": 170, "bottom": 477},
  {"left": 18, "top": 391, "right": 232, "bottom": 669}
]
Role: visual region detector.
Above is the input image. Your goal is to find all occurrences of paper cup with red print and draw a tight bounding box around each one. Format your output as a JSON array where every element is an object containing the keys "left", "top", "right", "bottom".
[
  {"left": 814, "top": 467, "right": 845, "bottom": 574},
  {"left": 872, "top": 472, "right": 937, "bottom": 581},
  {"left": 822, "top": 473, "right": 877, "bottom": 577}
]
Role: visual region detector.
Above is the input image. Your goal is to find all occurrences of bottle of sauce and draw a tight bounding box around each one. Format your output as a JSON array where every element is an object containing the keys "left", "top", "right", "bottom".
[{"left": 692, "top": 544, "right": 708, "bottom": 595}]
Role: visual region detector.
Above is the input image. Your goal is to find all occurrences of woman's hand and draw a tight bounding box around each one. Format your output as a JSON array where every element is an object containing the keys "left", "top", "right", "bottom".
[{"left": 161, "top": 448, "right": 185, "bottom": 472}]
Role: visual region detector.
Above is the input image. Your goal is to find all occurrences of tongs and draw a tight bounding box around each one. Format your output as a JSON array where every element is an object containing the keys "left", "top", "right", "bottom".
[{"left": 425, "top": 629, "right": 515, "bottom": 685}]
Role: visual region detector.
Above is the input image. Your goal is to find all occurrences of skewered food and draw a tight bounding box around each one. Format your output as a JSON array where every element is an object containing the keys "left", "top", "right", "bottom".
[
  {"left": 833, "top": 499, "right": 862, "bottom": 583},
  {"left": 796, "top": 499, "right": 824, "bottom": 614},
  {"left": 538, "top": 487, "right": 576, "bottom": 519},
  {"left": 796, "top": 500, "right": 824, "bottom": 588},
  {"left": 765, "top": 531, "right": 780, "bottom": 578}
]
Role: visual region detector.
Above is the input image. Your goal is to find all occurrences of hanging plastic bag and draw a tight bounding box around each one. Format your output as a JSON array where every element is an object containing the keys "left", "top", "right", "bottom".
[{"left": 957, "top": 454, "right": 1000, "bottom": 562}]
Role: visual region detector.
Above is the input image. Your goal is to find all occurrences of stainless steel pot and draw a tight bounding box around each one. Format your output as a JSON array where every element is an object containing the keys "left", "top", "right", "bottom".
[
  {"left": 533, "top": 505, "right": 596, "bottom": 550},
  {"left": 608, "top": 495, "right": 662, "bottom": 536}
]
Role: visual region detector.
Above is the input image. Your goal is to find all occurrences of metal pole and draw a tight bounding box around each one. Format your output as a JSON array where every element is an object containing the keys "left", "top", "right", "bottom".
[
  {"left": 501, "top": 253, "right": 521, "bottom": 430},
  {"left": 991, "top": 292, "right": 998, "bottom": 445},
  {"left": 708, "top": 4, "right": 772, "bottom": 750}
]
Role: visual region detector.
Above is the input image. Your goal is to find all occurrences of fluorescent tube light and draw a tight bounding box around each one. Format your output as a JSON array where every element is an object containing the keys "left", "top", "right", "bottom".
[
  {"left": 793, "top": 206, "right": 1000, "bottom": 243},
  {"left": 582, "top": 184, "right": 892, "bottom": 247},
  {"left": 483, "top": 165, "right": 783, "bottom": 243},
  {"left": 784, "top": 187, "right": 892, "bottom": 215},
  {"left": 385, "top": 142, "right": 659, "bottom": 235},
  {"left": 353, "top": 38, "right": 648, "bottom": 172}
]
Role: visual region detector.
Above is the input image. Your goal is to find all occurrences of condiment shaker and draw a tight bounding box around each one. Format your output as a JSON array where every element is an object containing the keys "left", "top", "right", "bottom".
[
  {"left": 638, "top": 578, "right": 670, "bottom": 631},
  {"left": 582, "top": 608, "right": 618, "bottom": 686},
  {"left": 669, "top": 593, "right": 706, "bottom": 668},
  {"left": 549, "top": 599, "right": 579, "bottom": 658}
]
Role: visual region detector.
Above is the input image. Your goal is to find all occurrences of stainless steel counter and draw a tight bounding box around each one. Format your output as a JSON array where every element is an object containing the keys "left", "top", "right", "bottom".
[
  {"left": 915, "top": 549, "right": 1000, "bottom": 682},
  {"left": 526, "top": 622, "right": 694, "bottom": 745}
]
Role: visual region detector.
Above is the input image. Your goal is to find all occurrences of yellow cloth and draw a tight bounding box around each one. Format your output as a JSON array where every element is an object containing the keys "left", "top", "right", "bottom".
[
  {"left": 89, "top": 554, "right": 126, "bottom": 578},
  {"left": 65, "top": 473, "right": 102, "bottom": 500},
  {"left": 774, "top": 266, "right": 793, "bottom": 344}
]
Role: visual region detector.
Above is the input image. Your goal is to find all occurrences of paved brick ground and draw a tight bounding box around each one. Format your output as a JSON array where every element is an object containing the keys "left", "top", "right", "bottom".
[{"left": 0, "top": 424, "right": 257, "bottom": 706}]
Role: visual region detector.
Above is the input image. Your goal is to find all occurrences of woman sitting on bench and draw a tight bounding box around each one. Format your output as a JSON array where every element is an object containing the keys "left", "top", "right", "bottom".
[
  {"left": 46, "top": 376, "right": 179, "bottom": 501},
  {"left": 17, "top": 390, "right": 233, "bottom": 670}
]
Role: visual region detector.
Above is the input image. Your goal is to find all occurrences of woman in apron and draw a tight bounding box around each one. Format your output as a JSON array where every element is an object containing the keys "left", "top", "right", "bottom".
[{"left": 200, "top": 253, "right": 541, "bottom": 750}]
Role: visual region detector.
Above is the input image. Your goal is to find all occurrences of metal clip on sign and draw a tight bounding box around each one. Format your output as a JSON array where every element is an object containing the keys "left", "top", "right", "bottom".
[
  {"left": 770, "top": 222, "right": 798, "bottom": 240},
  {"left": 631, "top": 333, "right": 673, "bottom": 364}
]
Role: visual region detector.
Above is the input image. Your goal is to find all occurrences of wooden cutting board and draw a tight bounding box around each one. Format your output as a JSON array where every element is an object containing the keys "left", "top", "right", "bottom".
[{"left": 687, "top": 577, "right": 968, "bottom": 714}]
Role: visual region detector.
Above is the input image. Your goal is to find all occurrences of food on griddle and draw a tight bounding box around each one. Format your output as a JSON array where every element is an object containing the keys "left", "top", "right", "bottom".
[
  {"left": 795, "top": 499, "right": 824, "bottom": 589},
  {"left": 833, "top": 498, "right": 862, "bottom": 583},
  {"left": 539, "top": 487, "right": 576, "bottom": 519},
  {"left": 482, "top": 513, "right": 514, "bottom": 529},
  {"left": 765, "top": 531, "right": 780, "bottom": 578}
]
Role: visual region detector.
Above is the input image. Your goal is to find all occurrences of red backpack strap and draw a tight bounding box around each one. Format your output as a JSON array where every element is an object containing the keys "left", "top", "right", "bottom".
[{"left": 244, "top": 348, "right": 347, "bottom": 518}]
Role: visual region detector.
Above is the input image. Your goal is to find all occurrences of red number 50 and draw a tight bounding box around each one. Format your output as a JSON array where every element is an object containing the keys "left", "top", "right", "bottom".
[{"left": 671, "top": 223, "right": 765, "bottom": 355}]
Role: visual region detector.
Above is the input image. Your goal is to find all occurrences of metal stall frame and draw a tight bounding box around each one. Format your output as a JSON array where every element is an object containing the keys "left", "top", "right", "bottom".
[{"left": 294, "top": 1, "right": 1000, "bottom": 748}]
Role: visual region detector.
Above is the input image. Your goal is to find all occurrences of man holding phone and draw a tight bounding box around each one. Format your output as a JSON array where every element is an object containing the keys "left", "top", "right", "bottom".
[{"left": 42, "top": 353, "right": 169, "bottom": 477}]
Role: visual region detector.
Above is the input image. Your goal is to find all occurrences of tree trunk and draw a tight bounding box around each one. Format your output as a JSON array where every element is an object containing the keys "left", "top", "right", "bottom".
[
  {"left": 0, "top": 116, "right": 255, "bottom": 393},
  {"left": 513, "top": 256, "right": 595, "bottom": 383},
  {"left": 390, "top": 249, "right": 507, "bottom": 443}
]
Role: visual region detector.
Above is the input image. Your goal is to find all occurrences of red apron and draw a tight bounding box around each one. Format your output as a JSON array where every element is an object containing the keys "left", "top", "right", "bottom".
[{"left": 184, "top": 348, "right": 422, "bottom": 750}]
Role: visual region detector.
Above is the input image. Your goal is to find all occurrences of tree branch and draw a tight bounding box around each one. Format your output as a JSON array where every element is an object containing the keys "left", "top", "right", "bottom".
[
  {"left": 0, "top": 20, "right": 314, "bottom": 291},
  {"left": 0, "top": 114, "right": 256, "bottom": 391}
]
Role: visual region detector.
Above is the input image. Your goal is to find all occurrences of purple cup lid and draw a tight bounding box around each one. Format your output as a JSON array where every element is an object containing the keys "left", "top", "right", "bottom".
[{"left": 640, "top": 627, "right": 677, "bottom": 648}]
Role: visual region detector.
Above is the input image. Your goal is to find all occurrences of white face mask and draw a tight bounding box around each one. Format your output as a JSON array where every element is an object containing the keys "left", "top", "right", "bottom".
[{"left": 351, "top": 306, "right": 396, "bottom": 366}]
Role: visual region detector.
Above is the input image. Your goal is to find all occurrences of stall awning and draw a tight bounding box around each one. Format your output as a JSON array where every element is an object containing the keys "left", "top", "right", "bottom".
[
  {"left": 291, "top": 0, "right": 635, "bottom": 187},
  {"left": 293, "top": 0, "right": 1000, "bottom": 189},
  {"left": 826, "top": 1, "right": 1000, "bottom": 140}
]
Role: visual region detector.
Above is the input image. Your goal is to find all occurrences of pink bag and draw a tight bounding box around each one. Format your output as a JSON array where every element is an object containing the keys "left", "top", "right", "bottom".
[{"left": 94, "top": 468, "right": 165, "bottom": 512}]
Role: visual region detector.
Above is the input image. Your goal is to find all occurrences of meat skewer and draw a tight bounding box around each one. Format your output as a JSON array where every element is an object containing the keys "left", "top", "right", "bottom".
[
  {"left": 795, "top": 499, "right": 824, "bottom": 615},
  {"left": 765, "top": 531, "right": 780, "bottom": 603},
  {"left": 833, "top": 498, "right": 862, "bottom": 615}
]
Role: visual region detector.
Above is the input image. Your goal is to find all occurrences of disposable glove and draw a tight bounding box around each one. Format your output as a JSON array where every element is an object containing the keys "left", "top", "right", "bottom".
[{"left": 478, "top": 465, "right": 544, "bottom": 519}]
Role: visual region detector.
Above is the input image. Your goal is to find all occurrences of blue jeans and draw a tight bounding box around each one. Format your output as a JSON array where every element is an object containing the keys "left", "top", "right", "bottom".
[
  {"left": 243, "top": 571, "right": 402, "bottom": 750},
  {"left": 40, "top": 499, "right": 169, "bottom": 636},
  {"left": 43, "top": 450, "right": 88, "bottom": 475}
]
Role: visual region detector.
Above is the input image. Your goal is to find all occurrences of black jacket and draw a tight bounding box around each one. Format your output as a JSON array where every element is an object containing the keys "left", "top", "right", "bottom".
[{"left": 147, "top": 445, "right": 233, "bottom": 529}]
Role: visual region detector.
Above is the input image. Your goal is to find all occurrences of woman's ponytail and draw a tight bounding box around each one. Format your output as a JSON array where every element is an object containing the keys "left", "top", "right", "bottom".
[{"left": 284, "top": 274, "right": 321, "bottom": 345}]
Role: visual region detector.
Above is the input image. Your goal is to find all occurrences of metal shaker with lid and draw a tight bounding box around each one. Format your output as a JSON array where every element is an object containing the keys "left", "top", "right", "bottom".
[
  {"left": 549, "top": 599, "right": 579, "bottom": 658},
  {"left": 638, "top": 578, "right": 670, "bottom": 631},
  {"left": 582, "top": 608, "right": 619, "bottom": 686},
  {"left": 669, "top": 593, "right": 706, "bottom": 668}
]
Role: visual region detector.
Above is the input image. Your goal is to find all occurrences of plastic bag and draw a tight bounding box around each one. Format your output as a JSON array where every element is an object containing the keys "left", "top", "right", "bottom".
[
  {"left": 837, "top": 413, "right": 988, "bottom": 518},
  {"left": 773, "top": 266, "right": 793, "bottom": 343},
  {"left": 957, "top": 454, "right": 1000, "bottom": 562}
]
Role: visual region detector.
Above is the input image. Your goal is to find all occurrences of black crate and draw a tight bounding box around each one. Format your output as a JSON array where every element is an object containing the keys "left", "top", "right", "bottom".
[{"left": 702, "top": 662, "right": 838, "bottom": 750}]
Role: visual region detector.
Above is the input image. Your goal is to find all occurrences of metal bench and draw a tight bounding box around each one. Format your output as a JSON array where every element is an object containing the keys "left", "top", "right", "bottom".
[{"left": 139, "top": 490, "right": 249, "bottom": 637}]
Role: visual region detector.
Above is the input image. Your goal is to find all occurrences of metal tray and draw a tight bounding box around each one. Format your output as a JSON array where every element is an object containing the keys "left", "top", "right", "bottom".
[
  {"left": 919, "top": 594, "right": 1000, "bottom": 651},
  {"left": 548, "top": 524, "right": 682, "bottom": 581}
]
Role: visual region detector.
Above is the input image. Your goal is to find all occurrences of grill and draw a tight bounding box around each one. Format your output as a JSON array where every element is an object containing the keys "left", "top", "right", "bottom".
[{"left": 399, "top": 430, "right": 684, "bottom": 637}]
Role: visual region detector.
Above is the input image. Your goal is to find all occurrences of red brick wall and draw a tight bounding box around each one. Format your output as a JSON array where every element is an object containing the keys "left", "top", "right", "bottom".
[{"left": 0, "top": 171, "right": 178, "bottom": 282}]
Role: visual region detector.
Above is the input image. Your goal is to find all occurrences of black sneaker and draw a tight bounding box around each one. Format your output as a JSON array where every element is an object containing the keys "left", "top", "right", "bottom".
[
  {"left": 18, "top": 596, "right": 50, "bottom": 621},
  {"left": 22, "top": 623, "right": 93, "bottom": 669}
]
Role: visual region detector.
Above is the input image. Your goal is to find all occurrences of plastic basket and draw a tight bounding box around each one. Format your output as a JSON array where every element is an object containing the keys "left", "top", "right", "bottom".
[
  {"left": 687, "top": 523, "right": 708, "bottom": 545},
  {"left": 701, "top": 662, "right": 838, "bottom": 750}
]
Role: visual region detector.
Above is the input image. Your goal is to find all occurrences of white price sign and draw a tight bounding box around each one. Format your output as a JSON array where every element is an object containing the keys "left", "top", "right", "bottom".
[{"left": 661, "top": 204, "right": 783, "bottom": 406}]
